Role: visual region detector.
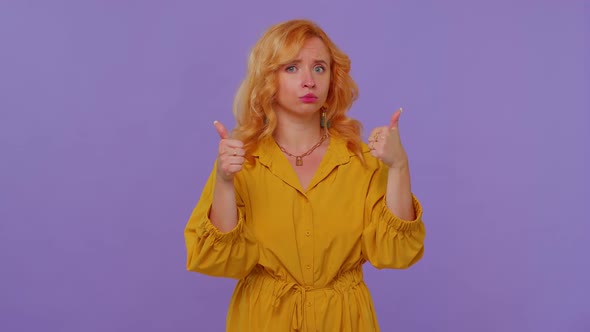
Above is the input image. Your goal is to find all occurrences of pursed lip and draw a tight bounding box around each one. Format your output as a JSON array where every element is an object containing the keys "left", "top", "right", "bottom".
[{"left": 299, "top": 93, "right": 318, "bottom": 102}]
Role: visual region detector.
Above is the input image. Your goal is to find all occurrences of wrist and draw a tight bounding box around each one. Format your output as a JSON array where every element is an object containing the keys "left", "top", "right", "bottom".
[
  {"left": 216, "top": 172, "right": 235, "bottom": 184},
  {"left": 387, "top": 160, "right": 409, "bottom": 171}
]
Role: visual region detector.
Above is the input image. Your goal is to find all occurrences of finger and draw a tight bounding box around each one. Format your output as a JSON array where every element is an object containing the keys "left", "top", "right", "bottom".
[
  {"left": 369, "top": 148, "right": 379, "bottom": 158},
  {"left": 225, "top": 148, "right": 245, "bottom": 158},
  {"left": 220, "top": 153, "right": 245, "bottom": 163},
  {"left": 219, "top": 140, "right": 244, "bottom": 154},
  {"left": 219, "top": 164, "right": 243, "bottom": 177},
  {"left": 219, "top": 145, "right": 245, "bottom": 157},
  {"left": 213, "top": 120, "right": 229, "bottom": 139},
  {"left": 218, "top": 155, "right": 244, "bottom": 169},
  {"left": 368, "top": 127, "right": 384, "bottom": 142},
  {"left": 225, "top": 164, "right": 243, "bottom": 174},
  {"left": 228, "top": 156, "right": 245, "bottom": 164},
  {"left": 389, "top": 108, "right": 403, "bottom": 130},
  {"left": 219, "top": 144, "right": 246, "bottom": 158}
]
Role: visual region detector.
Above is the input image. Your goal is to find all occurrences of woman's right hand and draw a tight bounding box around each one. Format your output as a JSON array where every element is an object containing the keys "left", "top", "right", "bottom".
[{"left": 213, "top": 121, "right": 245, "bottom": 182}]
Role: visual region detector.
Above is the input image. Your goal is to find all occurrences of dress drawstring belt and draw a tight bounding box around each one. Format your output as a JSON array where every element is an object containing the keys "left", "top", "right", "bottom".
[{"left": 262, "top": 268, "right": 363, "bottom": 331}]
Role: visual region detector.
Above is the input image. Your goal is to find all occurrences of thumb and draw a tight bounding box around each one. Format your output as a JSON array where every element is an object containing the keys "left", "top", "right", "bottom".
[
  {"left": 389, "top": 108, "right": 403, "bottom": 129},
  {"left": 213, "top": 120, "right": 229, "bottom": 139}
]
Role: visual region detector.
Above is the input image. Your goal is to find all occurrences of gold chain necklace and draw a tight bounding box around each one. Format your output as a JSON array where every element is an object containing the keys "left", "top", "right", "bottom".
[{"left": 277, "top": 131, "right": 328, "bottom": 166}]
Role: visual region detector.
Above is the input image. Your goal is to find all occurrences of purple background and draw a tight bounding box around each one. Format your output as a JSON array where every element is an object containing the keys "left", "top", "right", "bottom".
[{"left": 1, "top": 0, "right": 588, "bottom": 331}]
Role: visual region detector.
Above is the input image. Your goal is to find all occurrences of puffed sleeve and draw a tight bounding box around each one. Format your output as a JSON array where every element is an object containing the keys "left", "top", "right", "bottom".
[
  {"left": 184, "top": 162, "right": 259, "bottom": 279},
  {"left": 361, "top": 163, "right": 426, "bottom": 269}
]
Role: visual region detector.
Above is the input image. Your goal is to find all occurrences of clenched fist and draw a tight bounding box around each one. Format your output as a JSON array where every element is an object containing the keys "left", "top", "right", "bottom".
[
  {"left": 368, "top": 108, "right": 409, "bottom": 169},
  {"left": 213, "top": 121, "right": 245, "bottom": 182}
]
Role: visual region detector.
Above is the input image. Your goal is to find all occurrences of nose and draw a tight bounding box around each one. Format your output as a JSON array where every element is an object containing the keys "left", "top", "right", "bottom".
[{"left": 302, "top": 71, "right": 316, "bottom": 88}]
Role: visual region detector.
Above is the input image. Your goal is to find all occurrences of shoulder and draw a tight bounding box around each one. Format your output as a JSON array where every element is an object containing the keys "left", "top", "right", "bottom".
[{"left": 332, "top": 138, "right": 382, "bottom": 173}]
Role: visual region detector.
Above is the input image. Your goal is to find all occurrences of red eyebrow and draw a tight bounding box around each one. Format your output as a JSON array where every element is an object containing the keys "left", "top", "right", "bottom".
[{"left": 289, "top": 59, "right": 329, "bottom": 65}]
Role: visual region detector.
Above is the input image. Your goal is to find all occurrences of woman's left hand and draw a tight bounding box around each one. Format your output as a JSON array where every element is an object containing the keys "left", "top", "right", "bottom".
[{"left": 368, "top": 108, "right": 409, "bottom": 169}]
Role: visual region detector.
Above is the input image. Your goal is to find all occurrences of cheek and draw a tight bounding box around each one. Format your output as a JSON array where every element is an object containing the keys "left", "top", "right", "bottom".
[
  {"left": 319, "top": 78, "right": 331, "bottom": 97},
  {"left": 276, "top": 80, "right": 288, "bottom": 99},
  {"left": 277, "top": 76, "right": 289, "bottom": 90},
  {"left": 319, "top": 74, "right": 331, "bottom": 88},
  {"left": 282, "top": 81, "right": 299, "bottom": 97},
  {"left": 276, "top": 81, "right": 295, "bottom": 104}
]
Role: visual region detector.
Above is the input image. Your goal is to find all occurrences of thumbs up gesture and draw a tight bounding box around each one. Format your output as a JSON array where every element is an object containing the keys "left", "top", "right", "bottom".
[
  {"left": 213, "top": 121, "right": 245, "bottom": 182},
  {"left": 368, "top": 108, "right": 409, "bottom": 169}
]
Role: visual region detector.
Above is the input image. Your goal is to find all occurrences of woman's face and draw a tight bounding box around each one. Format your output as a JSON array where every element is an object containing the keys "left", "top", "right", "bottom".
[{"left": 274, "top": 37, "right": 331, "bottom": 120}]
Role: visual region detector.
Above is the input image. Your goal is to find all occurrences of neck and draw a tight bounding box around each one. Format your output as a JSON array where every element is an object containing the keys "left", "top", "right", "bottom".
[{"left": 273, "top": 113, "right": 326, "bottom": 153}]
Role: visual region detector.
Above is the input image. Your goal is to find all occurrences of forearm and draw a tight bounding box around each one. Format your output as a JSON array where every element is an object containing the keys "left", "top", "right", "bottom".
[
  {"left": 385, "top": 164, "right": 416, "bottom": 220},
  {"left": 210, "top": 176, "right": 239, "bottom": 232}
]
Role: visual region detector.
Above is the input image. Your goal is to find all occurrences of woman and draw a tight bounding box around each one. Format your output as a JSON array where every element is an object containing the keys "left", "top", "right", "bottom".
[{"left": 184, "top": 19, "right": 426, "bottom": 331}]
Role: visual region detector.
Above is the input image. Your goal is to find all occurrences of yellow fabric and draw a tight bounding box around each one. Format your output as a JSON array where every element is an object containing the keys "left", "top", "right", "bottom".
[{"left": 185, "top": 135, "right": 426, "bottom": 331}]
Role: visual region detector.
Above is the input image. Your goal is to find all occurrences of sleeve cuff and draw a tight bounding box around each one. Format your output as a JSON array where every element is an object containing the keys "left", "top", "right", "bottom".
[
  {"left": 379, "top": 194, "right": 424, "bottom": 232},
  {"left": 197, "top": 205, "right": 247, "bottom": 243}
]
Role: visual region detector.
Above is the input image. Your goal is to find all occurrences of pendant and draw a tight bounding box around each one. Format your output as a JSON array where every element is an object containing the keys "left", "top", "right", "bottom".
[{"left": 295, "top": 156, "right": 303, "bottom": 166}]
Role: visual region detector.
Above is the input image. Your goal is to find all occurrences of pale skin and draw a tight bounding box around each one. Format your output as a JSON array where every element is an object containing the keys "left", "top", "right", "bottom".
[
  {"left": 210, "top": 38, "right": 415, "bottom": 233},
  {"left": 368, "top": 109, "right": 416, "bottom": 221}
]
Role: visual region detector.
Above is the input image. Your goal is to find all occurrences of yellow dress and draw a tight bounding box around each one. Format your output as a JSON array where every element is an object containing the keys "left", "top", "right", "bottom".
[{"left": 184, "top": 135, "right": 426, "bottom": 331}]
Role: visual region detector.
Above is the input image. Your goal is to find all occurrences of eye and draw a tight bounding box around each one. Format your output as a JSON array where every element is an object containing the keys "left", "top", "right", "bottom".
[
  {"left": 285, "top": 65, "right": 297, "bottom": 73},
  {"left": 314, "top": 65, "right": 326, "bottom": 73}
]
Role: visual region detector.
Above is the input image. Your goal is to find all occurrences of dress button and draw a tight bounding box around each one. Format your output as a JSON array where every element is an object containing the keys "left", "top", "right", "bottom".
[
  {"left": 305, "top": 231, "right": 311, "bottom": 237},
  {"left": 305, "top": 264, "right": 311, "bottom": 270},
  {"left": 306, "top": 301, "right": 312, "bottom": 307}
]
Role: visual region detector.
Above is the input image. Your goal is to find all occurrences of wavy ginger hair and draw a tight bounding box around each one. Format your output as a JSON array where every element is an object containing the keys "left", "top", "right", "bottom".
[{"left": 232, "top": 19, "right": 364, "bottom": 163}]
